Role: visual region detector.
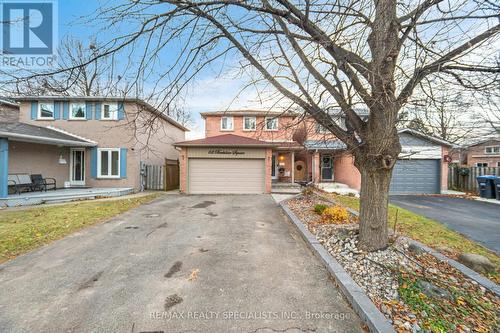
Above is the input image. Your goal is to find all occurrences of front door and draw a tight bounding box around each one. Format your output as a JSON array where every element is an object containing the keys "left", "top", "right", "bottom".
[
  {"left": 70, "top": 149, "right": 85, "bottom": 186},
  {"left": 321, "top": 155, "right": 333, "bottom": 181},
  {"left": 271, "top": 153, "right": 278, "bottom": 180}
]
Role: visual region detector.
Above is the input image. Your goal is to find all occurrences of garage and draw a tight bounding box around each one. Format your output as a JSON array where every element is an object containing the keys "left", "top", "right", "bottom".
[
  {"left": 188, "top": 158, "right": 265, "bottom": 194},
  {"left": 175, "top": 134, "right": 276, "bottom": 194},
  {"left": 390, "top": 159, "right": 441, "bottom": 194}
]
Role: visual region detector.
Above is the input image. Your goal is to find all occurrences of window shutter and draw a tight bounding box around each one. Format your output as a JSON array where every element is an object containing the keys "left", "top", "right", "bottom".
[
  {"left": 95, "top": 102, "right": 102, "bottom": 120},
  {"left": 120, "top": 148, "right": 127, "bottom": 178},
  {"left": 63, "top": 102, "right": 69, "bottom": 120},
  {"left": 86, "top": 102, "right": 93, "bottom": 120},
  {"left": 31, "top": 101, "right": 38, "bottom": 120},
  {"left": 117, "top": 102, "right": 125, "bottom": 120},
  {"left": 54, "top": 101, "right": 61, "bottom": 119},
  {"left": 90, "top": 147, "right": 98, "bottom": 178}
]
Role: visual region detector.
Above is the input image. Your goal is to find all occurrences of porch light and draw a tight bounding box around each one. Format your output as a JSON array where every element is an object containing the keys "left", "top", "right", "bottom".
[
  {"left": 278, "top": 155, "right": 285, "bottom": 161},
  {"left": 58, "top": 154, "right": 67, "bottom": 165}
]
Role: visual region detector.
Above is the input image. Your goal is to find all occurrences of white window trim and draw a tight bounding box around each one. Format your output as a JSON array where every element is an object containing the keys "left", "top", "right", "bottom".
[
  {"left": 101, "top": 102, "right": 118, "bottom": 120},
  {"left": 37, "top": 102, "right": 54, "bottom": 120},
  {"left": 220, "top": 116, "right": 234, "bottom": 131},
  {"left": 475, "top": 162, "right": 488, "bottom": 167},
  {"left": 69, "top": 102, "right": 87, "bottom": 120},
  {"left": 97, "top": 148, "right": 121, "bottom": 179},
  {"left": 243, "top": 116, "right": 256, "bottom": 131},
  {"left": 485, "top": 146, "right": 500, "bottom": 154},
  {"left": 265, "top": 117, "right": 279, "bottom": 131}
]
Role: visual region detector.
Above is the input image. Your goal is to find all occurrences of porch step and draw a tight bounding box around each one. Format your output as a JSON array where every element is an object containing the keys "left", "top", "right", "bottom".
[{"left": 271, "top": 183, "right": 301, "bottom": 194}]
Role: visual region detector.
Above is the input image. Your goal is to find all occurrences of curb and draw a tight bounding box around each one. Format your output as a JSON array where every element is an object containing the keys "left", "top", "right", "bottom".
[{"left": 279, "top": 201, "right": 396, "bottom": 333}]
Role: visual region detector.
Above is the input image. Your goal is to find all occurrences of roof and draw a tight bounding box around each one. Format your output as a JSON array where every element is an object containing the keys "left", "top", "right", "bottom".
[
  {"left": 397, "top": 128, "right": 454, "bottom": 147},
  {"left": 0, "top": 98, "right": 19, "bottom": 108},
  {"left": 200, "top": 109, "right": 299, "bottom": 118},
  {"left": 465, "top": 137, "right": 500, "bottom": 148},
  {"left": 12, "top": 96, "right": 189, "bottom": 132},
  {"left": 174, "top": 134, "right": 278, "bottom": 147},
  {"left": 0, "top": 122, "right": 96, "bottom": 146},
  {"left": 304, "top": 140, "right": 347, "bottom": 150}
]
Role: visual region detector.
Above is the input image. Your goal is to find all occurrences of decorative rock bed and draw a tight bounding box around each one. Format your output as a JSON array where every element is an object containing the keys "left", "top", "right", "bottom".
[{"left": 286, "top": 193, "right": 499, "bottom": 333}]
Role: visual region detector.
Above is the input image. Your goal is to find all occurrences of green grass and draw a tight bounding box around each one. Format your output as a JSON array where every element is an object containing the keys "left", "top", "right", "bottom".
[
  {"left": 0, "top": 194, "right": 162, "bottom": 263},
  {"left": 327, "top": 193, "right": 500, "bottom": 279}
]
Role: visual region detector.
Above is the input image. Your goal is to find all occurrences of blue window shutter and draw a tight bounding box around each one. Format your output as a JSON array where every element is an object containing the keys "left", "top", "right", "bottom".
[
  {"left": 85, "top": 102, "right": 93, "bottom": 120},
  {"left": 117, "top": 102, "right": 125, "bottom": 120},
  {"left": 90, "top": 147, "right": 98, "bottom": 178},
  {"left": 95, "top": 102, "right": 102, "bottom": 120},
  {"left": 63, "top": 102, "right": 69, "bottom": 120},
  {"left": 120, "top": 148, "right": 127, "bottom": 178},
  {"left": 31, "top": 101, "right": 38, "bottom": 120},
  {"left": 54, "top": 101, "right": 61, "bottom": 119}
]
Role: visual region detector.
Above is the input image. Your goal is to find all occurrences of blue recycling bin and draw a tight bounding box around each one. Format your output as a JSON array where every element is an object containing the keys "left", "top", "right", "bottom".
[
  {"left": 476, "top": 175, "right": 496, "bottom": 199},
  {"left": 493, "top": 177, "right": 500, "bottom": 201}
]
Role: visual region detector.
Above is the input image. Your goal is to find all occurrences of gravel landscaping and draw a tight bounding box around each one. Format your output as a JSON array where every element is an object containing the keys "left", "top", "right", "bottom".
[{"left": 287, "top": 192, "right": 499, "bottom": 333}]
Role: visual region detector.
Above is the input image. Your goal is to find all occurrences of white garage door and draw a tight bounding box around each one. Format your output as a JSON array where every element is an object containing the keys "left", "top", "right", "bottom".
[{"left": 188, "top": 158, "right": 265, "bottom": 194}]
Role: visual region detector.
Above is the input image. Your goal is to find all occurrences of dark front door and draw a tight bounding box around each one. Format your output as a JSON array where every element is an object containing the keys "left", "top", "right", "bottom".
[{"left": 321, "top": 155, "right": 333, "bottom": 180}]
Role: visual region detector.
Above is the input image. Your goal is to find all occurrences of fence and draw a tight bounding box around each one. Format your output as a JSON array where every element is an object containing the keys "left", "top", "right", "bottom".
[
  {"left": 448, "top": 166, "right": 500, "bottom": 192},
  {"left": 141, "top": 159, "right": 180, "bottom": 191}
]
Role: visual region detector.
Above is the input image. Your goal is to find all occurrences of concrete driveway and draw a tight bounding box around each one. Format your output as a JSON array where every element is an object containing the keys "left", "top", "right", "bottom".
[
  {"left": 0, "top": 195, "right": 363, "bottom": 333},
  {"left": 390, "top": 195, "right": 500, "bottom": 253}
]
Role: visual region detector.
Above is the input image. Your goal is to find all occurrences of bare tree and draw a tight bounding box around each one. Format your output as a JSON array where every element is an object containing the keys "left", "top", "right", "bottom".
[{"left": 3, "top": 0, "right": 499, "bottom": 250}]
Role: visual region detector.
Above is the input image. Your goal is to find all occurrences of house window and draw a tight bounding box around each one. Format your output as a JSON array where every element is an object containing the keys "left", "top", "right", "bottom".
[
  {"left": 38, "top": 102, "right": 54, "bottom": 119},
  {"left": 102, "top": 103, "right": 118, "bottom": 120},
  {"left": 221, "top": 116, "right": 233, "bottom": 131},
  {"left": 70, "top": 102, "right": 86, "bottom": 119},
  {"left": 475, "top": 162, "right": 488, "bottom": 167},
  {"left": 244, "top": 117, "right": 256, "bottom": 131},
  {"left": 485, "top": 146, "right": 500, "bottom": 154},
  {"left": 98, "top": 148, "right": 120, "bottom": 178},
  {"left": 265, "top": 117, "right": 278, "bottom": 131}
]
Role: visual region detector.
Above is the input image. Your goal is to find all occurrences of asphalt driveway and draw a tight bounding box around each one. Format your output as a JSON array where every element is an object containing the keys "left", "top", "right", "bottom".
[
  {"left": 390, "top": 195, "right": 500, "bottom": 253},
  {"left": 0, "top": 195, "right": 363, "bottom": 333}
]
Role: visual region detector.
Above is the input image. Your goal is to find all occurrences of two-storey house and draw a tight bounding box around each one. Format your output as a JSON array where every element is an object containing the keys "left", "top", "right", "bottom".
[
  {"left": 175, "top": 109, "right": 452, "bottom": 195},
  {"left": 464, "top": 139, "right": 500, "bottom": 167},
  {"left": 0, "top": 96, "right": 188, "bottom": 200}
]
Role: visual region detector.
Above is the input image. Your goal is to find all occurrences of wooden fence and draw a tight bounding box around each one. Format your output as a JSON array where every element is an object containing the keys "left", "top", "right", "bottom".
[
  {"left": 141, "top": 159, "right": 179, "bottom": 191},
  {"left": 448, "top": 166, "right": 499, "bottom": 192}
]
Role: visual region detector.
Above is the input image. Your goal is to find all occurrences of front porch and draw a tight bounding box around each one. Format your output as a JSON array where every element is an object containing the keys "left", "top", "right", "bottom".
[{"left": 0, "top": 187, "right": 134, "bottom": 207}]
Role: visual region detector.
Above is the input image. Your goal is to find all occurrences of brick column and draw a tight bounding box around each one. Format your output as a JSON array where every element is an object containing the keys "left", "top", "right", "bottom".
[
  {"left": 0, "top": 138, "right": 8, "bottom": 198},
  {"left": 265, "top": 148, "right": 272, "bottom": 193},
  {"left": 441, "top": 147, "right": 449, "bottom": 192},
  {"left": 179, "top": 147, "right": 188, "bottom": 193}
]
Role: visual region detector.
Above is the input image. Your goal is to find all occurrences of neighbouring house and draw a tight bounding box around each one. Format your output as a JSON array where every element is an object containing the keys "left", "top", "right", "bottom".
[
  {"left": 0, "top": 96, "right": 188, "bottom": 200},
  {"left": 0, "top": 98, "right": 20, "bottom": 122},
  {"left": 463, "top": 139, "right": 500, "bottom": 168},
  {"left": 175, "top": 110, "right": 452, "bottom": 195}
]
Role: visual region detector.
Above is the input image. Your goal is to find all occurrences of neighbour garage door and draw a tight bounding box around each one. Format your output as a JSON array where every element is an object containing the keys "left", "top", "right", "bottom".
[
  {"left": 188, "top": 158, "right": 265, "bottom": 194},
  {"left": 390, "top": 159, "right": 441, "bottom": 194}
]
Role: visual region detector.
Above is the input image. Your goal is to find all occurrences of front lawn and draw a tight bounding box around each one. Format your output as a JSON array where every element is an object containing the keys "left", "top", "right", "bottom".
[
  {"left": 0, "top": 194, "right": 162, "bottom": 263},
  {"left": 327, "top": 193, "right": 500, "bottom": 280}
]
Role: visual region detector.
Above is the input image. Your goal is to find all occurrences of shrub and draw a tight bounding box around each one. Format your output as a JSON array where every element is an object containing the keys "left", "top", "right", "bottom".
[
  {"left": 321, "top": 206, "right": 350, "bottom": 224},
  {"left": 314, "top": 204, "right": 328, "bottom": 215}
]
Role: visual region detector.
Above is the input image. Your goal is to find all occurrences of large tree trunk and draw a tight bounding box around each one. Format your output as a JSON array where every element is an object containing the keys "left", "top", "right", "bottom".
[{"left": 357, "top": 164, "right": 393, "bottom": 251}]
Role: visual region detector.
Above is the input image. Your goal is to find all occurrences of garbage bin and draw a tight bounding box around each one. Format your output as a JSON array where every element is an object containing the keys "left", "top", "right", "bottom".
[
  {"left": 493, "top": 177, "right": 500, "bottom": 200},
  {"left": 476, "top": 175, "right": 496, "bottom": 199}
]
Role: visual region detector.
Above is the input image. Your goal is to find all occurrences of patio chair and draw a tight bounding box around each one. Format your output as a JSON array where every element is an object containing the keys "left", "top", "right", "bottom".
[
  {"left": 30, "top": 174, "right": 57, "bottom": 192},
  {"left": 8, "top": 176, "right": 19, "bottom": 195},
  {"left": 8, "top": 174, "right": 35, "bottom": 194}
]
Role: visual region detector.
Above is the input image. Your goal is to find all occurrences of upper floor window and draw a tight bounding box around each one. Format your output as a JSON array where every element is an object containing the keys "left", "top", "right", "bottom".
[
  {"left": 70, "top": 102, "right": 86, "bottom": 120},
  {"left": 485, "top": 146, "right": 500, "bottom": 154},
  {"left": 102, "top": 102, "right": 118, "bottom": 120},
  {"left": 244, "top": 117, "right": 256, "bottom": 131},
  {"left": 265, "top": 117, "right": 278, "bottom": 131},
  {"left": 476, "top": 162, "right": 488, "bottom": 167},
  {"left": 315, "top": 122, "right": 329, "bottom": 134},
  {"left": 38, "top": 102, "right": 54, "bottom": 119},
  {"left": 221, "top": 116, "right": 233, "bottom": 131}
]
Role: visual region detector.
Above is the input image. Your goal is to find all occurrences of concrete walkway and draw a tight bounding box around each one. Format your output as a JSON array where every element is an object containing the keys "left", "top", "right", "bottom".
[{"left": 0, "top": 195, "right": 363, "bottom": 333}]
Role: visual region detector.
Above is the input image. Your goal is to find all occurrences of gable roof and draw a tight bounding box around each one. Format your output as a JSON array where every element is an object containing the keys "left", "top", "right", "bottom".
[
  {"left": 12, "top": 96, "right": 189, "bottom": 132},
  {"left": 0, "top": 122, "right": 96, "bottom": 146},
  {"left": 465, "top": 137, "right": 500, "bottom": 148},
  {"left": 174, "top": 134, "right": 277, "bottom": 147},
  {"left": 397, "top": 128, "right": 454, "bottom": 147}
]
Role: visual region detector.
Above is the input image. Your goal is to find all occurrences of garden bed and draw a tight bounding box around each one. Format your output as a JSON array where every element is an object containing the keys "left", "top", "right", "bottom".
[{"left": 287, "top": 193, "right": 499, "bottom": 333}]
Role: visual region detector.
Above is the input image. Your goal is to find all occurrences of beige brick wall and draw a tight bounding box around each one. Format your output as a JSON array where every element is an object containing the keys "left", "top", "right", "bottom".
[{"left": 0, "top": 104, "right": 20, "bottom": 122}]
